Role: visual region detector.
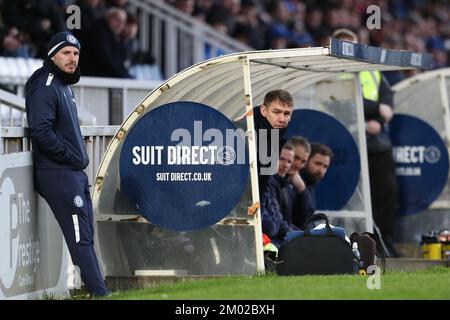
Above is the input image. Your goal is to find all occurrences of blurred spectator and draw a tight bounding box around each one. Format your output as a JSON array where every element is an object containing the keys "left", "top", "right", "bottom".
[
  {"left": 2, "top": 0, "right": 66, "bottom": 58},
  {"left": 306, "top": 6, "right": 328, "bottom": 40},
  {"left": 73, "top": 0, "right": 103, "bottom": 50},
  {"left": 205, "top": 4, "right": 232, "bottom": 34},
  {"left": 232, "top": 22, "right": 264, "bottom": 49},
  {"left": 104, "top": 0, "right": 129, "bottom": 9},
  {"left": 166, "top": 0, "right": 449, "bottom": 72},
  {"left": 0, "top": 27, "right": 31, "bottom": 57},
  {"left": 74, "top": 0, "right": 104, "bottom": 32},
  {"left": 192, "top": 0, "right": 213, "bottom": 22},
  {"left": 174, "top": 0, "right": 195, "bottom": 15},
  {"left": 266, "top": 24, "right": 290, "bottom": 49},
  {"left": 80, "top": 7, "right": 133, "bottom": 78},
  {"left": 233, "top": 0, "right": 265, "bottom": 49},
  {"left": 120, "top": 13, "right": 139, "bottom": 70},
  {"left": 205, "top": 0, "right": 240, "bottom": 36},
  {"left": 427, "top": 37, "right": 448, "bottom": 69}
]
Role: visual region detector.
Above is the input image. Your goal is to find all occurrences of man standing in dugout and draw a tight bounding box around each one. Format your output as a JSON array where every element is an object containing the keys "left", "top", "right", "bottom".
[{"left": 25, "top": 32, "right": 109, "bottom": 297}]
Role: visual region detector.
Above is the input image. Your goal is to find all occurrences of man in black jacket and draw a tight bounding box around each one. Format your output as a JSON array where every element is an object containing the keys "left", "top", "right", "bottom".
[
  {"left": 25, "top": 32, "right": 109, "bottom": 297},
  {"left": 235, "top": 89, "right": 294, "bottom": 197},
  {"left": 254, "top": 90, "right": 294, "bottom": 196}
]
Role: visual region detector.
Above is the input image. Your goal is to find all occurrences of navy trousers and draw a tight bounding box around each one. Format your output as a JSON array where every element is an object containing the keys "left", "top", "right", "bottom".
[{"left": 35, "top": 169, "right": 109, "bottom": 296}]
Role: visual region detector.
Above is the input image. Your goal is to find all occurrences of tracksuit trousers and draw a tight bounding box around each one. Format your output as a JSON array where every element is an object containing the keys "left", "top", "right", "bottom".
[{"left": 35, "top": 169, "right": 109, "bottom": 296}]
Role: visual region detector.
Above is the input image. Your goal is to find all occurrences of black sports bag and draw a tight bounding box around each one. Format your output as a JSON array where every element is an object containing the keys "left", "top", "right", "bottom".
[{"left": 276, "top": 213, "right": 357, "bottom": 276}]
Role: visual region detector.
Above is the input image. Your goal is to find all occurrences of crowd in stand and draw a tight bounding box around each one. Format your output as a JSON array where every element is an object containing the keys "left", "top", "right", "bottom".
[
  {"left": 1, "top": 0, "right": 449, "bottom": 81},
  {"left": 167, "top": 0, "right": 450, "bottom": 84},
  {"left": 0, "top": 0, "right": 145, "bottom": 79}
]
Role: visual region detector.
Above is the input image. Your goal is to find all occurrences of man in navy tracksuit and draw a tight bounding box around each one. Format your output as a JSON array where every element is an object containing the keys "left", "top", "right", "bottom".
[{"left": 25, "top": 32, "right": 109, "bottom": 297}]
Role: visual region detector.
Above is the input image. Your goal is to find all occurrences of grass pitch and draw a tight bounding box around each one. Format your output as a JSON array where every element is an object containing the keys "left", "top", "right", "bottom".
[{"left": 100, "top": 266, "right": 450, "bottom": 300}]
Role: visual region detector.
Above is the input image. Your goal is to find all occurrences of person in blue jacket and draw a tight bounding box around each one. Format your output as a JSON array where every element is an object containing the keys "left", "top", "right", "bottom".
[
  {"left": 261, "top": 143, "right": 300, "bottom": 248},
  {"left": 25, "top": 32, "right": 109, "bottom": 297},
  {"left": 294, "top": 143, "right": 333, "bottom": 229}
]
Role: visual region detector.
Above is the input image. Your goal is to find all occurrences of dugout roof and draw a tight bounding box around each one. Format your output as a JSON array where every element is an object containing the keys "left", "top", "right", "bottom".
[{"left": 91, "top": 39, "right": 431, "bottom": 276}]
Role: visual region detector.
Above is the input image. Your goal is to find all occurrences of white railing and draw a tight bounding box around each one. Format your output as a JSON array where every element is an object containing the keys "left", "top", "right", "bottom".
[
  {"left": 127, "top": 0, "right": 252, "bottom": 78},
  {"left": 0, "top": 89, "right": 27, "bottom": 127},
  {"left": 2, "top": 75, "right": 159, "bottom": 126},
  {"left": 0, "top": 57, "right": 43, "bottom": 85},
  {"left": 71, "top": 77, "right": 160, "bottom": 125},
  {"left": 0, "top": 125, "right": 119, "bottom": 183},
  {"left": 0, "top": 88, "right": 97, "bottom": 125}
]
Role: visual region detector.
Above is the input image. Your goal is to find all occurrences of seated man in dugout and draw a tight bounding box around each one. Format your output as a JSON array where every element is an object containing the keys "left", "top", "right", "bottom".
[
  {"left": 294, "top": 143, "right": 333, "bottom": 229},
  {"left": 279, "top": 136, "right": 311, "bottom": 228},
  {"left": 235, "top": 89, "right": 294, "bottom": 197},
  {"left": 261, "top": 142, "right": 300, "bottom": 248}
]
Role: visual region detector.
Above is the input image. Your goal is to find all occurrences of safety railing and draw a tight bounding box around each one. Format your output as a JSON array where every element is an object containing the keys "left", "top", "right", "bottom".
[
  {"left": 0, "top": 125, "right": 120, "bottom": 183},
  {"left": 0, "top": 89, "right": 27, "bottom": 127},
  {"left": 2, "top": 74, "right": 158, "bottom": 126},
  {"left": 1, "top": 87, "right": 97, "bottom": 125}
]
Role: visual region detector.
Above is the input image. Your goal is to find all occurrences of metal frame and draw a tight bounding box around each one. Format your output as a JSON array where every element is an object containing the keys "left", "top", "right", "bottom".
[
  {"left": 241, "top": 56, "right": 265, "bottom": 273},
  {"left": 92, "top": 44, "right": 430, "bottom": 275},
  {"left": 321, "top": 75, "right": 373, "bottom": 232}
]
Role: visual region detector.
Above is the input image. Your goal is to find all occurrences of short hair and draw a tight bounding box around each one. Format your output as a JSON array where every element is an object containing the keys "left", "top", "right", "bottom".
[
  {"left": 263, "top": 89, "right": 294, "bottom": 109},
  {"left": 309, "top": 143, "right": 333, "bottom": 160},
  {"left": 332, "top": 28, "right": 358, "bottom": 43},
  {"left": 105, "top": 7, "right": 127, "bottom": 21},
  {"left": 281, "top": 142, "right": 294, "bottom": 152},
  {"left": 126, "top": 13, "right": 139, "bottom": 26},
  {"left": 287, "top": 136, "right": 311, "bottom": 153}
]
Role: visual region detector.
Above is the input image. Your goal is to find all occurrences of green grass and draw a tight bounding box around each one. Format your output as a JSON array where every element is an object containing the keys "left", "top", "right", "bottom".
[{"left": 98, "top": 266, "right": 450, "bottom": 300}]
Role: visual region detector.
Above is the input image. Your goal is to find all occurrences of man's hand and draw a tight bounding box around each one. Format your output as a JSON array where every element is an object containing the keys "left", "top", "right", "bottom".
[
  {"left": 379, "top": 103, "right": 393, "bottom": 122},
  {"left": 366, "top": 120, "right": 381, "bottom": 135},
  {"left": 288, "top": 172, "right": 305, "bottom": 193}
]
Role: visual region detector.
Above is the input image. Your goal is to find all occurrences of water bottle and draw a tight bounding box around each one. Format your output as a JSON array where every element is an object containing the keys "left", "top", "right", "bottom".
[{"left": 352, "top": 242, "right": 361, "bottom": 273}]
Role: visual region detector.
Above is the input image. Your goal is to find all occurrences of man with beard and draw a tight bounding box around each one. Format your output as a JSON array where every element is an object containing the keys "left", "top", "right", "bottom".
[
  {"left": 25, "top": 32, "right": 110, "bottom": 297},
  {"left": 294, "top": 143, "right": 333, "bottom": 228}
]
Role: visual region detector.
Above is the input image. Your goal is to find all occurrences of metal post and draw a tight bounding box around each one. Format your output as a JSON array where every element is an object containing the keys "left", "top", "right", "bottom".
[
  {"left": 354, "top": 75, "right": 374, "bottom": 232},
  {"left": 241, "top": 57, "right": 265, "bottom": 273},
  {"left": 164, "top": 20, "right": 177, "bottom": 78}
]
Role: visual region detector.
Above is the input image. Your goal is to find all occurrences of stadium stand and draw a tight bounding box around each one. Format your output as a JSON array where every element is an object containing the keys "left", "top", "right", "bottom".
[
  {"left": 166, "top": 0, "right": 449, "bottom": 82},
  {"left": 0, "top": 0, "right": 252, "bottom": 125}
]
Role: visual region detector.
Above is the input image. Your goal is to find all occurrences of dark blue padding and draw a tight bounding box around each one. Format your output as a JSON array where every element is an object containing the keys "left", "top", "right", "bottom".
[
  {"left": 285, "top": 109, "right": 360, "bottom": 210},
  {"left": 389, "top": 114, "right": 449, "bottom": 216},
  {"left": 120, "top": 101, "right": 249, "bottom": 231}
]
